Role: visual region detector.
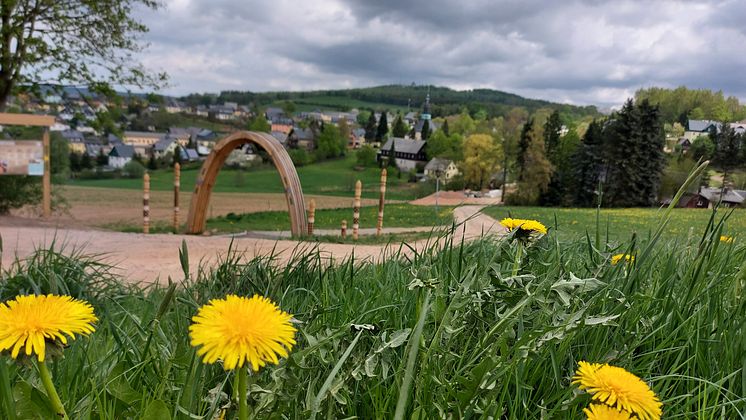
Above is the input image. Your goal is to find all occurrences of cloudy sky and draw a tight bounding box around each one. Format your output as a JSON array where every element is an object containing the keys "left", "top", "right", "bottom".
[{"left": 136, "top": 0, "right": 746, "bottom": 108}]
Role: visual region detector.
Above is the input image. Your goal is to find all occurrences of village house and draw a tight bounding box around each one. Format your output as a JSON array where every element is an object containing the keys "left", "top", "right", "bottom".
[
  {"left": 164, "top": 98, "right": 186, "bottom": 113},
  {"left": 287, "top": 127, "right": 316, "bottom": 151},
  {"left": 270, "top": 131, "right": 288, "bottom": 147},
  {"left": 680, "top": 187, "right": 746, "bottom": 208},
  {"left": 348, "top": 128, "right": 366, "bottom": 149},
  {"left": 61, "top": 130, "right": 86, "bottom": 154},
  {"left": 152, "top": 137, "right": 181, "bottom": 158},
  {"left": 124, "top": 131, "right": 167, "bottom": 147},
  {"left": 424, "top": 158, "right": 460, "bottom": 181},
  {"left": 377, "top": 138, "right": 428, "bottom": 171},
  {"left": 271, "top": 123, "right": 293, "bottom": 134},
  {"left": 108, "top": 144, "right": 135, "bottom": 169}
]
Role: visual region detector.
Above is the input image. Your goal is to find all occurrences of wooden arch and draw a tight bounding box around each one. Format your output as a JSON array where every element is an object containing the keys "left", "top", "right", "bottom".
[{"left": 186, "top": 131, "right": 307, "bottom": 236}]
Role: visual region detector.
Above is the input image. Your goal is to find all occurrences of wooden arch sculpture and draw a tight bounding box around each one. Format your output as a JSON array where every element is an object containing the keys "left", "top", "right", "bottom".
[{"left": 185, "top": 131, "right": 307, "bottom": 236}]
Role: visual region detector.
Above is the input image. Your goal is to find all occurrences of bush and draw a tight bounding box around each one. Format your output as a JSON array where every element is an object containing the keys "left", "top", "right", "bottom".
[
  {"left": 122, "top": 160, "right": 146, "bottom": 179},
  {"left": 356, "top": 145, "right": 377, "bottom": 167},
  {"left": 288, "top": 149, "right": 311, "bottom": 167},
  {"left": 0, "top": 177, "right": 42, "bottom": 214}
]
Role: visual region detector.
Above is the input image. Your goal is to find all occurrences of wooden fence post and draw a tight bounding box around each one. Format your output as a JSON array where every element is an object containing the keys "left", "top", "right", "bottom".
[
  {"left": 42, "top": 128, "right": 51, "bottom": 218},
  {"left": 173, "top": 163, "right": 180, "bottom": 233},
  {"left": 353, "top": 180, "right": 361, "bottom": 241},
  {"left": 341, "top": 220, "right": 347, "bottom": 239},
  {"left": 307, "top": 199, "right": 316, "bottom": 236},
  {"left": 376, "top": 168, "right": 387, "bottom": 236},
  {"left": 143, "top": 172, "right": 150, "bottom": 234}
]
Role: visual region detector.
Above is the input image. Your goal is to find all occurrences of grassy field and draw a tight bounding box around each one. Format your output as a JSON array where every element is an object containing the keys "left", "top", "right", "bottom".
[
  {"left": 0, "top": 207, "right": 743, "bottom": 418},
  {"left": 280, "top": 95, "right": 409, "bottom": 113},
  {"left": 69, "top": 156, "right": 433, "bottom": 201},
  {"left": 483, "top": 205, "right": 746, "bottom": 242},
  {"left": 104, "top": 204, "right": 452, "bottom": 234},
  {"left": 207, "top": 204, "right": 453, "bottom": 232}
]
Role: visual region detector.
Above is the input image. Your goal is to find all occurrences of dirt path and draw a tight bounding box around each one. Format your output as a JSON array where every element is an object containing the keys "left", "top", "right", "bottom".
[{"left": 1, "top": 206, "right": 503, "bottom": 284}]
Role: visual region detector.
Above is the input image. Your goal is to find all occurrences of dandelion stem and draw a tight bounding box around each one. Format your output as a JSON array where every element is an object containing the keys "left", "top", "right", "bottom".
[
  {"left": 38, "top": 361, "right": 68, "bottom": 420},
  {"left": 511, "top": 242, "right": 524, "bottom": 277},
  {"left": 237, "top": 366, "right": 249, "bottom": 420}
]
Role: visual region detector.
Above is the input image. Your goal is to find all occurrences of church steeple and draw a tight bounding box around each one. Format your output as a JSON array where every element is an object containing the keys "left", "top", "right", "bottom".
[{"left": 421, "top": 86, "right": 431, "bottom": 121}]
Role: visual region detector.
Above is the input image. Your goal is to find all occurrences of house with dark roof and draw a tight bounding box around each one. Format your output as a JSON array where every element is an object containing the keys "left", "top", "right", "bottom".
[
  {"left": 108, "top": 144, "right": 135, "bottom": 169},
  {"left": 265, "top": 107, "right": 286, "bottom": 123},
  {"left": 680, "top": 187, "right": 745, "bottom": 208},
  {"left": 377, "top": 138, "right": 428, "bottom": 171},
  {"left": 270, "top": 131, "right": 288, "bottom": 146},
  {"left": 287, "top": 127, "right": 316, "bottom": 150},
  {"left": 153, "top": 137, "right": 180, "bottom": 158}
]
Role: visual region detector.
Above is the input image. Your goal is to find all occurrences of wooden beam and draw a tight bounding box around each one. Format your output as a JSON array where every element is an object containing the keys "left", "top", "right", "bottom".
[
  {"left": 42, "top": 129, "right": 51, "bottom": 218},
  {"left": 0, "top": 113, "right": 55, "bottom": 127}
]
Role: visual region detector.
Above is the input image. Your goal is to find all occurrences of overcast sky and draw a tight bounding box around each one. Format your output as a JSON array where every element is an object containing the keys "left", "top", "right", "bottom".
[{"left": 136, "top": 0, "right": 746, "bottom": 108}]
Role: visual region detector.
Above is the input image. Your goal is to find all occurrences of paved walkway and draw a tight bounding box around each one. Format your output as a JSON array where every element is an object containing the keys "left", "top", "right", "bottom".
[{"left": 0, "top": 206, "right": 504, "bottom": 284}]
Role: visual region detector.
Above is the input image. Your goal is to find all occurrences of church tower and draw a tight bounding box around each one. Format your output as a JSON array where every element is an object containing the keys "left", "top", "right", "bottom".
[{"left": 421, "top": 87, "right": 432, "bottom": 122}]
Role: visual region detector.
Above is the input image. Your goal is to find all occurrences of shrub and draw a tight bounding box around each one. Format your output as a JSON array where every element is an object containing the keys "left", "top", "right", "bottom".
[{"left": 122, "top": 160, "right": 146, "bottom": 179}]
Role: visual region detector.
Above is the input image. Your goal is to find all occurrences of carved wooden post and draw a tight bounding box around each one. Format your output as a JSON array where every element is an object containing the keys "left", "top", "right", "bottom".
[
  {"left": 376, "top": 168, "right": 387, "bottom": 236},
  {"left": 341, "top": 220, "right": 347, "bottom": 239},
  {"left": 353, "top": 180, "right": 361, "bottom": 241},
  {"left": 143, "top": 172, "right": 150, "bottom": 234},
  {"left": 307, "top": 199, "right": 316, "bottom": 236},
  {"left": 173, "top": 163, "right": 180, "bottom": 233}
]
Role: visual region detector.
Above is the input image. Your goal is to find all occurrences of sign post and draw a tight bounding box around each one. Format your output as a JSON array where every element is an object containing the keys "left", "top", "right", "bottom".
[{"left": 0, "top": 113, "right": 55, "bottom": 218}]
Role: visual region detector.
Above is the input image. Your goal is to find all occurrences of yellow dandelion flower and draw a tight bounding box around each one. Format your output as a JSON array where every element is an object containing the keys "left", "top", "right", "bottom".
[
  {"left": 611, "top": 254, "right": 635, "bottom": 265},
  {"left": 0, "top": 294, "right": 97, "bottom": 362},
  {"left": 500, "top": 218, "right": 547, "bottom": 235},
  {"left": 189, "top": 294, "right": 297, "bottom": 371},
  {"left": 583, "top": 404, "right": 634, "bottom": 420},
  {"left": 572, "top": 361, "right": 662, "bottom": 420},
  {"left": 720, "top": 235, "right": 734, "bottom": 244}
]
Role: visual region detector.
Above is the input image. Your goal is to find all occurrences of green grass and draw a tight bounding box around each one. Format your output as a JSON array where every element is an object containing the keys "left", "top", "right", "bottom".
[
  {"left": 483, "top": 205, "right": 746, "bottom": 241},
  {"left": 207, "top": 204, "right": 453, "bottom": 232},
  {"left": 1, "top": 207, "right": 745, "bottom": 418},
  {"left": 69, "top": 156, "right": 433, "bottom": 201}
]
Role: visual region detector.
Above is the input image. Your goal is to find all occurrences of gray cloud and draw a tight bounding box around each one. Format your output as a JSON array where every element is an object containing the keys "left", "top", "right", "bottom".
[{"left": 135, "top": 0, "right": 746, "bottom": 108}]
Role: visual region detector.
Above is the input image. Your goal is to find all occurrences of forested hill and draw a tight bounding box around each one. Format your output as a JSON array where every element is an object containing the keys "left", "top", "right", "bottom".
[{"left": 181, "top": 85, "right": 600, "bottom": 119}]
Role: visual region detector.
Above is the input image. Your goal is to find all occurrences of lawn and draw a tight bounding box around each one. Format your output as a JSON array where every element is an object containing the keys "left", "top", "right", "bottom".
[
  {"left": 1, "top": 207, "right": 743, "bottom": 418},
  {"left": 69, "top": 156, "right": 433, "bottom": 201},
  {"left": 483, "top": 205, "right": 746, "bottom": 242},
  {"left": 104, "top": 204, "right": 453, "bottom": 233},
  {"left": 207, "top": 203, "right": 453, "bottom": 232}
]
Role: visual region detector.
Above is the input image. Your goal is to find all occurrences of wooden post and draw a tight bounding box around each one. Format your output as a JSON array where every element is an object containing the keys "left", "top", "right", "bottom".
[
  {"left": 341, "top": 220, "right": 347, "bottom": 239},
  {"left": 307, "top": 199, "right": 316, "bottom": 236},
  {"left": 42, "top": 128, "right": 51, "bottom": 218},
  {"left": 352, "top": 180, "right": 361, "bottom": 241},
  {"left": 143, "top": 173, "right": 150, "bottom": 234},
  {"left": 173, "top": 163, "right": 181, "bottom": 233},
  {"left": 376, "top": 168, "right": 387, "bottom": 236}
]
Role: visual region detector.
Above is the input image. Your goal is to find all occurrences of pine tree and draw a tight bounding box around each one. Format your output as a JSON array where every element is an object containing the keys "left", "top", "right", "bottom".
[
  {"left": 712, "top": 121, "right": 741, "bottom": 183},
  {"left": 516, "top": 117, "right": 534, "bottom": 181},
  {"left": 392, "top": 114, "right": 408, "bottom": 137},
  {"left": 376, "top": 111, "right": 389, "bottom": 142},
  {"left": 442, "top": 119, "right": 450, "bottom": 136},
  {"left": 421, "top": 120, "right": 430, "bottom": 140},
  {"left": 364, "top": 111, "right": 377, "bottom": 142},
  {"left": 80, "top": 152, "right": 93, "bottom": 170},
  {"left": 572, "top": 120, "right": 605, "bottom": 207},
  {"left": 636, "top": 99, "right": 666, "bottom": 204},
  {"left": 603, "top": 99, "right": 644, "bottom": 207},
  {"left": 387, "top": 139, "right": 397, "bottom": 169},
  {"left": 508, "top": 123, "right": 552, "bottom": 205},
  {"left": 543, "top": 110, "right": 563, "bottom": 161}
]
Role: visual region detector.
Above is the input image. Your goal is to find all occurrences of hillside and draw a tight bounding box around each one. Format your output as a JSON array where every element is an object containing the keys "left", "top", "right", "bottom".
[{"left": 181, "top": 85, "right": 600, "bottom": 119}]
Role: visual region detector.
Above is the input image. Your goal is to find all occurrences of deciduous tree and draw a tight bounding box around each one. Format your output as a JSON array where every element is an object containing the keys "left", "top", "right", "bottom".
[
  {"left": 0, "top": 0, "right": 166, "bottom": 109},
  {"left": 461, "top": 134, "right": 503, "bottom": 190}
]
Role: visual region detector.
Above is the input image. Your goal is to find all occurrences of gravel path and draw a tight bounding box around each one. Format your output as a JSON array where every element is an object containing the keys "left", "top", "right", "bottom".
[{"left": 0, "top": 205, "right": 504, "bottom": 284}]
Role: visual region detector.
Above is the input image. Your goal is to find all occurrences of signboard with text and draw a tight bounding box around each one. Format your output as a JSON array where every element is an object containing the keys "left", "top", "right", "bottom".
[{"left": 0, "top": 140, "right": 44, "bottom": 176}]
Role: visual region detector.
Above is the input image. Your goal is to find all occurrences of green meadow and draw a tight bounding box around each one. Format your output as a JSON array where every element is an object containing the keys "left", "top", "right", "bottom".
[{"left": 69, "top": 156, "right": 433, "bottom": 201}]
